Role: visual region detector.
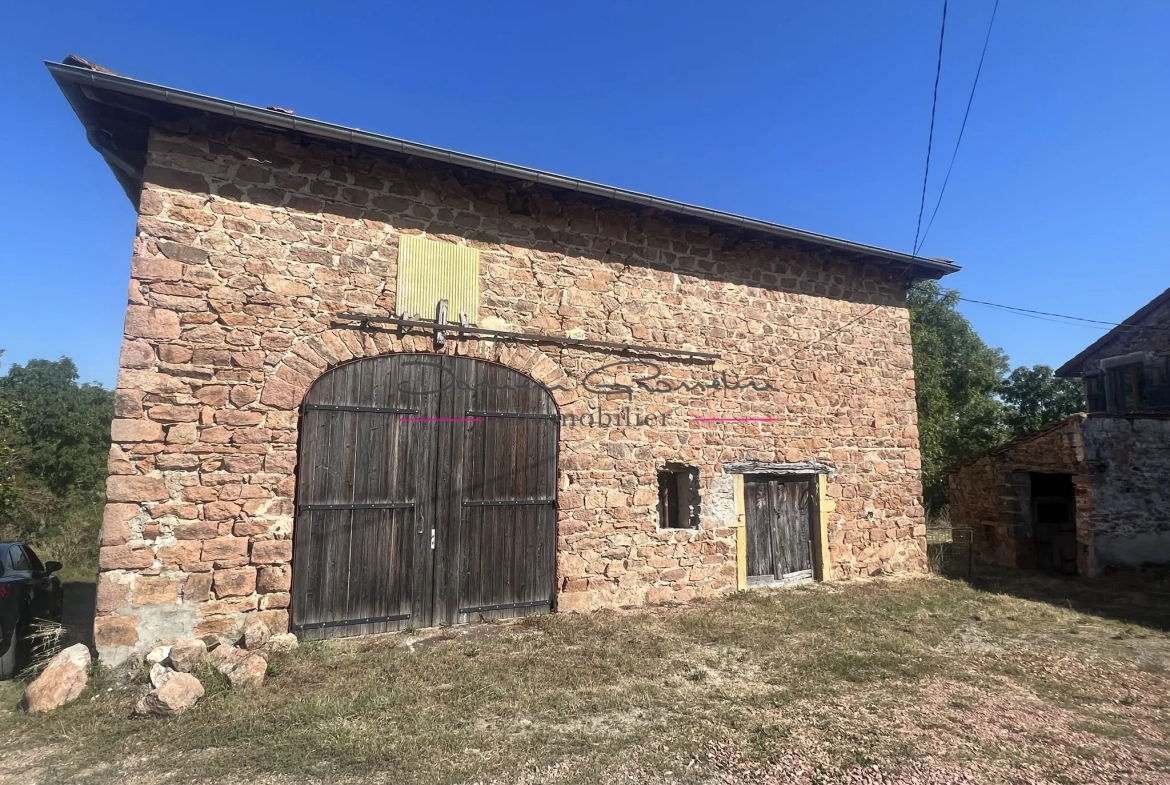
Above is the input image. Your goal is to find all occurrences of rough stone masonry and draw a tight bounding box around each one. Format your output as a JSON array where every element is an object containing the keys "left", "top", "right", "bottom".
[
  {"left": 73, "top": 94, "right": 938, "bottom": 665},
  {"left": 949, "top": 413, "right": 1170, "bottom": 574}
]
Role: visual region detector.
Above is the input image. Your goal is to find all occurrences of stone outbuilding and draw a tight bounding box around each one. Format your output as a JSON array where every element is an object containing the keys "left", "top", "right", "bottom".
[
  {"left": 49, "top": 56, "right": 957, "bottom": 665},
  {"left": 949, "top": 288, "right": 1170, "bottom": 575}
]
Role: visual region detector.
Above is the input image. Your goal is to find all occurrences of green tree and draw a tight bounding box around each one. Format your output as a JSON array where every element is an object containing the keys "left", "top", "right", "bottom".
[
  {"left": 908, "top": 282, "right": 1009, "bottom": 511},
  {"left": 0, "top": 357, "right": 113, "bottom": 497},
  {"left": 0, "top": 354, "right": 113, "bottom": 566},
  {"left": 0, "top": 353, "right": 24, "bottom": 518},
  {"left": 1000, "top": 364, "right": 1086, "bottom": 437}
]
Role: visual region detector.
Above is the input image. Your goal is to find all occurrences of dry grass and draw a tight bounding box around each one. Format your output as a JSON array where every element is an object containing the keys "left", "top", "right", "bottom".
[
  {"left": 2, "top": 569, "right": 1170, "bottom": 784},
  {"left": 20, "top": 620, "right": 65, "bottom": 677}
]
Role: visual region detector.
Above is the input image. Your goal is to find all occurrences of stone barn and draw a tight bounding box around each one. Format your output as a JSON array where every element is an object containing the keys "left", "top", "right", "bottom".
[
  {"left": 949, "top": 287, "right": 1170, "bottom": 576},
  {"left": 49, "top": 56, "right": 956, "bottom": 665}
]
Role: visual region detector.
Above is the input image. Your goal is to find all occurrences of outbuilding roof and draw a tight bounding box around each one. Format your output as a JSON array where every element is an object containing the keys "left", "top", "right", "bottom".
[
  {"left": 47, "top": 56, "right": 959, "bottom": 279},
  {"left": 1054, "top": 287, "right": 1170, "bottom": 377}
]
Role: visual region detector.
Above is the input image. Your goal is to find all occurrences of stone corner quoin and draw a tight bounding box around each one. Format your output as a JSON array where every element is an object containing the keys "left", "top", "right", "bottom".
[{"left": 93, "top": 115, "right": 929, "bottom": 665}]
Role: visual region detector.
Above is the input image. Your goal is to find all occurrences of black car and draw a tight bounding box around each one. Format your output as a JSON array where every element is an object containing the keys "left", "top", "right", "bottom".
[{"left": 0, "top": 543, "right": 64, "bottom": 679}]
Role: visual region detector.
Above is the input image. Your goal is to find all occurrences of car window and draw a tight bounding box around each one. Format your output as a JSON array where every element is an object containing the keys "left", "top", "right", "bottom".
[
  {"left": 6, "top": 546, "right": 31, "bottom": 572},
  {"left": 21, "top": 546, "right": 43, "bottom": 572}
]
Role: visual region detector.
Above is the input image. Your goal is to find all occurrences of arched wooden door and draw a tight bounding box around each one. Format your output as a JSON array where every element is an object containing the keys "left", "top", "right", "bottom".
[{"left": 290, "top": 355, "right": 559, "bottom": 640}]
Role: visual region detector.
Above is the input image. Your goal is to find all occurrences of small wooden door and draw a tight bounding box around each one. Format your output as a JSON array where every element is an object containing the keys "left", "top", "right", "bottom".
[
  {"left": 291, "top": 355, "right": 558, "bottom": 640},
  {"left": 744, "top": 475, "right": 817, "bottom": 586}
]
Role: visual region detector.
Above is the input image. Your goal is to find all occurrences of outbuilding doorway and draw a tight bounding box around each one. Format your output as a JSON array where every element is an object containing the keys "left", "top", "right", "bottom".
[
  {"left": 743, "top": 474, "right": 820, "bottom": 586},
  {"left": 290, "top": 355, "right": 559, "bottom": 640},
  {"left": 1031, "top": 472, "right": 1078, "bottom": 575}
]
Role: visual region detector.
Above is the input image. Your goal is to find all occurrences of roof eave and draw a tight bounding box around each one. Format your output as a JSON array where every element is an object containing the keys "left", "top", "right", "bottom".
[
  {"left": 46, "top": 60, "right": 960, "bottom": 279},
  {"left": 1054, "top": 286, "right": 1170, "bottom": 377}
]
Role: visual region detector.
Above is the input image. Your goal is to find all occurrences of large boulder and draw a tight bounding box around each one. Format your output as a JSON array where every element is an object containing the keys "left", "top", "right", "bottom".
[
  {"left": 168, "top": 639, "right": 207, "bottom": 673},
  {"left": 23, "top": 644, "right": 90, "bottom": 713},
  {"left": 134, "top": 672, "right": 204, "bottom": 717}
]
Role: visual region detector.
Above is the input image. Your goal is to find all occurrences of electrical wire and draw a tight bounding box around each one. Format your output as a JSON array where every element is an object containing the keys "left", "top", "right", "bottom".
[
  {"left": 959, "top": 296, "right": 1170, "bottom": 334},
  {"left": 789, "top": 304, "right": 884, "bottom": 358},
  {"left": 791, "top": 270, "right": 920, "bottom": 358},
  {"left": 916, "top": 0, "right": 1001, "bottom": 254},
  {"left": 912, "top": 0, "right": 949, "bottom": 258}
]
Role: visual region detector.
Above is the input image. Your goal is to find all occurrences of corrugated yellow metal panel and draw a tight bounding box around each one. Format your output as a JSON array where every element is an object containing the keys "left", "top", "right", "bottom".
[{"left": 396, "top": 235, "right": 479, "bottom": 324}]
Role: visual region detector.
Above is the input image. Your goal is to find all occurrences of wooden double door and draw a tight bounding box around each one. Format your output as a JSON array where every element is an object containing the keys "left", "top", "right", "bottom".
[
  {"left": 291, "top": 355, "right": 559, "bottom": 640},
  {"left": 744, "top": 475, "right": 819, "bottom": 586}
]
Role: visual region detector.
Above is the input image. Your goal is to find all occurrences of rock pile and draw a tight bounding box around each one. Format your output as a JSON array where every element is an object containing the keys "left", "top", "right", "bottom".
[
  {"left": 19, "top": 621, "right": 298, "bottom": 717},
  {"left": 133, "top": 618, "right": 296, "bottom": 716}
]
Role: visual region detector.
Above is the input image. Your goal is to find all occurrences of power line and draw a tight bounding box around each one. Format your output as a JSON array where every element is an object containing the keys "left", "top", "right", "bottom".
[
  {"left": 912, "top": 0, "right": 949, "bottom": 258},
  {"left": 789, "top": 304, "right": 884, "bottom": 358},
  {"left": 959, "top": 296, "right": 1170, "bottom": 334},
  {"left": 792, "top": 270, "right": 918, "bottom": 358},
  {"left": 916, "top": 0, "right": 1001, "bottom": 254}
]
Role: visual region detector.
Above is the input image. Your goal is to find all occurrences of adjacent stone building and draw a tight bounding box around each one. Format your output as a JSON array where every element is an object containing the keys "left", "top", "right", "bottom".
[
  {"left": 950, "top": 288, "right": 1170, "bottom": 575},
  {"left": 50, "top": 56, "right": 956, "bottom": 665}
]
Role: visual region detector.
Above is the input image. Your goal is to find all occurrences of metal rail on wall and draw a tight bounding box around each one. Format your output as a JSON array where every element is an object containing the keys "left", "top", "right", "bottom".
[{"left": 333, "top": 312, "right": 722, "bottom": 363}]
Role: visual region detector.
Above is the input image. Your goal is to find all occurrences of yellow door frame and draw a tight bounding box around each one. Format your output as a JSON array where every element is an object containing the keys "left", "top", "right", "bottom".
[{"left": 733, "top": 472, "right": 833, "bottom": 589}]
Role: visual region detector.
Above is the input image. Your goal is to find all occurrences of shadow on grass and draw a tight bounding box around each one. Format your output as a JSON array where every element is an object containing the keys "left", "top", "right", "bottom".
[{"left": 968, "top": 565, "right": 1170, "bottom": 632}]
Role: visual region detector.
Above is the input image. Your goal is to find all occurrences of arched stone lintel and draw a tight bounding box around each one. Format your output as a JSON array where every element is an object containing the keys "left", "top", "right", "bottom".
[{"left": 259, "top": 329, "right": 577, "bottom": 414}]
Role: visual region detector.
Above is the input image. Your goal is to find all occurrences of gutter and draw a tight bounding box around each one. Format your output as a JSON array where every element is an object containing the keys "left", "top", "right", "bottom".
[{"left": 46, "top": 60, "right": 959, "bottom": 277}]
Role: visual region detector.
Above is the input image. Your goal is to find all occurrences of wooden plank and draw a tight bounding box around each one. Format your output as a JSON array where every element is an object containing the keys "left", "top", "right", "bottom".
[
  {"left": 293, "top": 369, "right": 345, "bottom": 633},
  {"left": 291, "top": 368, "right": 332, "bottom": 631},
  {"left": 343, "top": 362, "right": 379, "bottom": 638},
  {"left": 320, "top": 363, "right": 363, "bottom": 638},
  {"left": 458, "top": 363, "right": 488, "bottom": 621},
  {"left": 743, "top": 478, "right": 774, "bottom": 578},
  {"left": 502, "top": 378, "right": 524, "bottom": 614},
  {"left": 808, "top": 476, "right": 823, "bottom": 580},
  {"left": 407, "top": 356, "right": 442, "bottom": 629},
  {"left": 380, "top": 356, "right": 418, "bottom": 630},
  {"left": 768, "top": 480, "right": 787, "bottom": 579},
  {"left": 791, "top": 480, "right": 813, "bottom": 575},
  {"left": 432, "top": 355, "right": 472, "bottom": 624}
]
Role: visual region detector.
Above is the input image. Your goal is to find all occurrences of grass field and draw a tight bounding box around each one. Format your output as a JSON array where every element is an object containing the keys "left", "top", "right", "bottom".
[{"left": 2, "top": 569, "right": 1169, "bottom": 784}]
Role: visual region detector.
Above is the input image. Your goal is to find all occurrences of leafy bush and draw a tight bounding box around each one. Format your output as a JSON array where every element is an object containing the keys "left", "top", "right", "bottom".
[{"left": 0, "top": 352, "right": 111, "bottom": 577}]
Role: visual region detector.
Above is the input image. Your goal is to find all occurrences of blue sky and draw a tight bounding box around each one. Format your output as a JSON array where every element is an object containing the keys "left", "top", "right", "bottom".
[{"left": 2, "top": 1, "right": 1167, "bottom": 388}]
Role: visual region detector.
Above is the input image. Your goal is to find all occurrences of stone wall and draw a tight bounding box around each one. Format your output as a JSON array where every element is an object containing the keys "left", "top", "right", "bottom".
[
  {"left": 948, "top": 416, "right": 1090, "bottom": 572},
  {"left": 948, "top": 413, "right": 1170, "bottom": 575},
  {"left": 1082, "top": 415, "right": 1170, "bottom": 569},
  {"left": 95, "top": 115, "right": 928, "bottom": 664}
]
